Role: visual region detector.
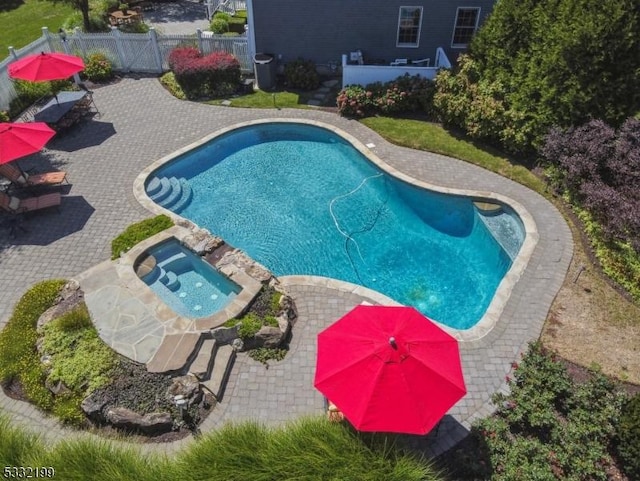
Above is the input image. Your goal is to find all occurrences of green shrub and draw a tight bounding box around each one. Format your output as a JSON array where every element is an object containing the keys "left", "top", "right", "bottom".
[
  {"left": 0, "top": 280, "right": 66, "bottom": 411},
  {"left": 55, "top": 305, "right": 93, "bottom": 331},
  {"left": 248, "top": 347, "right": 287, "bottom": 366},
  {"left": 338, "top": 75, "right": 435, "bottom": 118},
  {"left": 118, "top": 21, "right": 150, "bottom": 34},
  {"left": 238, "top": 313, "right": 263, "bottom": 339},
  {"left": 473, "top": 342, "right": 626, "bottom": 481},
  {"left": 284, "top": 58, "right": 320, "bottom": 91},
  {"left": 0, "top": 111, "right": 9, "bottom": 122},
  {"left": 52, "top": 392, "right": 88, "bottom": 426},
  {"left": 111, "top": 215, "right": 173, "bottom": 259},
  {"left": 213, "top": 11, "right": 231, "bottom": 22},
  {"left": 211, "top": 17, "right": 228, "bottom": 34},
  {"left": 83, "top": 52, "right": 114, "bottom": 82},
  {"left": 433, "top": 55, "right": 511, "bottom": 149},
  {"left": 160, "top": 71, "right": 186, "bottom": 100},
  {"left": 41, "top": 307, "right": 118, "bottom": 395},
  {"left": 249, "top": 285, "right": 282, "bottom": 318},
  {"left": 9, "top": 80, "right": 53, "bottom": 118},
  {"left": 575, "top": 207, "right": 640, "bottom": 302},
  {"left": 616, "top": 394, "right": 640, "bottom": 479}
]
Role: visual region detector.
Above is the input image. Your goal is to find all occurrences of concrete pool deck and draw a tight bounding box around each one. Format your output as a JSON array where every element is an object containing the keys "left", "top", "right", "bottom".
[{"left": 0, "top": 77, "right": 572, "bottom": 458}]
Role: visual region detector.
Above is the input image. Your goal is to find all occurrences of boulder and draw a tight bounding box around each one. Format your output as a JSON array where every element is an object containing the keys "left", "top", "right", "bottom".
[
  {"left": 166, "top": 374, "right": 202, "bottom": 407},
  {"left": 245, "top": 325, "right": 284, "bottom": 350},
  {"left": 105, "top": 407, "right": 173, "bottom": 435},
  {"left": 81, "top": 393, "right": 109, "bottom": 422},
  {"left": 211, "top": 324, "right": 240, "bottom": 344}
]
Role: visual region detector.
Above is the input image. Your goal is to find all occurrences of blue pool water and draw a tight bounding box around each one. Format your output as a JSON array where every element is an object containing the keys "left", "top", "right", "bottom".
[
  {"left": 141, "top": 239, "right": 241, "bottom": 318},
  {"left": 147, "top": 123, "right": 524, "bottom": 329}
]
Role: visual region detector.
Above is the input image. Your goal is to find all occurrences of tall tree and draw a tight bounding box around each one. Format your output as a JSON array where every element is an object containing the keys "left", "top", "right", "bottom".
[
  {"left": 49, "top": 0, "right": 91, "bottom": 32},
  {"left": 436, "top": 0, "right": 640, "bottom": 153}
]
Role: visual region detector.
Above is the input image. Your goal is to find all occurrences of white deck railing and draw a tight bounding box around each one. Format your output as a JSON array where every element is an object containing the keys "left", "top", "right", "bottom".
[
  {"left": 204, "top": 0, "right": 247, "bottom": 19},
  {"left": 341, "top": 47, "right": 451, "bottom": 88}
]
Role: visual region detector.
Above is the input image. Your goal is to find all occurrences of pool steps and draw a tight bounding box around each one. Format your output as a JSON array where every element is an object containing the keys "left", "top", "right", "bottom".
[
  {"left": 147, "top": 333, "right": 235, "bottom": 401},
  {"left": 147, "top": 176, "right": 193, "bottom": 212},
  {"left": 147, "top": 251, "right": 190, "bottom": 291}
]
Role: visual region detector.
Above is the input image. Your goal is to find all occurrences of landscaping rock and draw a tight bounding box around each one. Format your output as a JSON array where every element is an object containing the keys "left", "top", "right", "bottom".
[
  {"left": 211, "top": 324, "right": 240, "bottom": 344},
  {"left": 166, "top": 374, "right": 202, "bottom": 407},
  {"left": 37, "top": 280, "right": 84, "bottom": 330},
  {"left": 105, "top": 407, "right": 173, "bottom": 435},
  {"left": 231, "top": 338, "right": 244, "bottom": 351},
  {"left": 249, "top": 325, "right": 283, "bottom": 349},
  {"left": 279, "top": 292, "right": 298, "bottom": 322},
  {"left": 45, "top": 378, "right": 70, "bottom": 396},
  {"left": 183, "top": 230, "right": 224, "bottom": 255},
  {"left": 216, "top": 249, "right": 272, "bottom": 282},
  {"left": 81, "top": 393, "right": 109, "bottom": 421}
]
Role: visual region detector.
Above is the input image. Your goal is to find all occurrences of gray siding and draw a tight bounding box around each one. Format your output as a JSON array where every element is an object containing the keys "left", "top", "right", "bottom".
[{"left": 252, "top": 0, "right": 495, "bottom": 67}]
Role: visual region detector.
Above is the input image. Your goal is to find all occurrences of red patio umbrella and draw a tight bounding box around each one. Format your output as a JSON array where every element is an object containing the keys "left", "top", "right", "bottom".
[
  {"left": 0, "top": 122, "right": 56, "bottom": 165},
  {"left": 314, "top": 305, "right": 466, "bottom": 435},
  {"left": 8, "top": 52, "right": 84, "bottom": 82}
]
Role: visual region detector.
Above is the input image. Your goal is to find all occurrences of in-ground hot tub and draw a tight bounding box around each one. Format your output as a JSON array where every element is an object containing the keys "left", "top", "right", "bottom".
[{"left": 137, "top": 238, "right": 241, "bottom": 319}]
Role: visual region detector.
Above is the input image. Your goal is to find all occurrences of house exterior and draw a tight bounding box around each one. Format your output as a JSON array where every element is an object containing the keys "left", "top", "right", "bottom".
[{"left": 246, "top": 0, "right": 496, "bottom": 70}]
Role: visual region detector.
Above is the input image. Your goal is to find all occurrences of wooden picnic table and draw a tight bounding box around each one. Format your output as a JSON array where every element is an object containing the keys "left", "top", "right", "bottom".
[{"left": 109, "top": 9, "right": 143, "bottom": 25}]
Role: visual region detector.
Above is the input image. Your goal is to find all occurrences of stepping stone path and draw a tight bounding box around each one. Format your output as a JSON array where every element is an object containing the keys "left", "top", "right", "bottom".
[{"left": 307, "top": 79, "right": 339, "bottom": 107}]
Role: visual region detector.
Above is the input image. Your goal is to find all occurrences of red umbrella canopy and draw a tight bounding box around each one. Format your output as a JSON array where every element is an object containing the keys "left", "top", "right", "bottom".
[
  {"left": 314, "top": 305, "right": 467, "bottom": 435},
  {"left": 0, "top": 122, "right": 56, "bottom": 165},
  {"left": 8, "top": 52, "right": 84, "bottom": 82}
]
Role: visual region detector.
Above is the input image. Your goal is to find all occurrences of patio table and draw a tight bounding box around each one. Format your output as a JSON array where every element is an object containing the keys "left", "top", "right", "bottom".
[
  {"left": 109, "top": 9, "right": 142, "bottom": 25},
  {"left": 33, "top": 91, "right": 88, "bottom": 124}
]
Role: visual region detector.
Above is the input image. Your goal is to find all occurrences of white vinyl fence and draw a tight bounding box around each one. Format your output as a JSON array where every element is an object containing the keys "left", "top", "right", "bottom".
[
  {"left": 0, "top": 27, "right": 251, "bottom": 111},
  {"left": 341, "top": 47, "right": 452, "bottom": 88}
]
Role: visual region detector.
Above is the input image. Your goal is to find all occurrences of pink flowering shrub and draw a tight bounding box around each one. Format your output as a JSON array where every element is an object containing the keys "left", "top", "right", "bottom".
[
  {"left": 337, "top": 74, "right": 435, "bottom": 118},
  {"left": 336, "top": 85, "right": 375, "bottom": 117},
  {"left": 168, "top": 46, "right": 241, "bottom": 99}
]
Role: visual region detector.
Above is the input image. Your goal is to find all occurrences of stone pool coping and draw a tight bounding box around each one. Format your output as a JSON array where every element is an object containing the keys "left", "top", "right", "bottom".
[{"left": 133, "top": 118, "right": 539, "bottom": 342}]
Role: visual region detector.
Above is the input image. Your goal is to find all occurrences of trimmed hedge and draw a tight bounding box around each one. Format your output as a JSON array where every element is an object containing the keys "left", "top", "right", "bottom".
[{"left": 168, "top": 46, "right": 241, "bottom": 99}]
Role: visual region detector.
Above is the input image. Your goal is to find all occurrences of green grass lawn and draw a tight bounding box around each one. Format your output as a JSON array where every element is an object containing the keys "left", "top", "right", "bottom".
[
  {"left": 208, "top": 89, "right": 312, "bottom": 109},
  {"left": 360, "top": 116, "right": 548, "bottom": 195},
  {"left": 0, "top": 0, "right": 74, "bottom": 55}
]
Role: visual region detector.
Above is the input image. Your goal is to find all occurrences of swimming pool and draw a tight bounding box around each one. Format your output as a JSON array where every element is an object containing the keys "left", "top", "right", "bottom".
[
  {"left": 144, "top": 122, "right": 526, "bottom": 330},
  {"left": 139, "top": 238, "right": 241, "bottom": 319}
]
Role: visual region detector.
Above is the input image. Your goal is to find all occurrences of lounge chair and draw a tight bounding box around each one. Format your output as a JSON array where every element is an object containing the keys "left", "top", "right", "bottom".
[
  {"left": 0, "top": 190, "right": 61, "bottom": 214},
  {"left": 0, "top": 163, "right": 67, "bottom": 189}
]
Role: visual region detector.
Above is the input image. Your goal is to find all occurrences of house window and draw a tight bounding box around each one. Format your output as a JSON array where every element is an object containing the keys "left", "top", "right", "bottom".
[
  {"left": 452, "top": 7, "right": 480, "bottom": 48},
  {"left": 397, "top": 6, "right": 423, "bottom": 47}
]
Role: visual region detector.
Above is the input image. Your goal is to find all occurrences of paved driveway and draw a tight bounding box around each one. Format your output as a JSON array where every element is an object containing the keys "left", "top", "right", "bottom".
[{"left": 0, "top": 77, "right": 572, "bottom": 457}]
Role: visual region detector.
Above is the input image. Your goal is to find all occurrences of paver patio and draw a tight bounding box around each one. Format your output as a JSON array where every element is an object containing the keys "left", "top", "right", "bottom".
[{"left": 0, "top": 77, "right": 572, "bottom": 458}]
